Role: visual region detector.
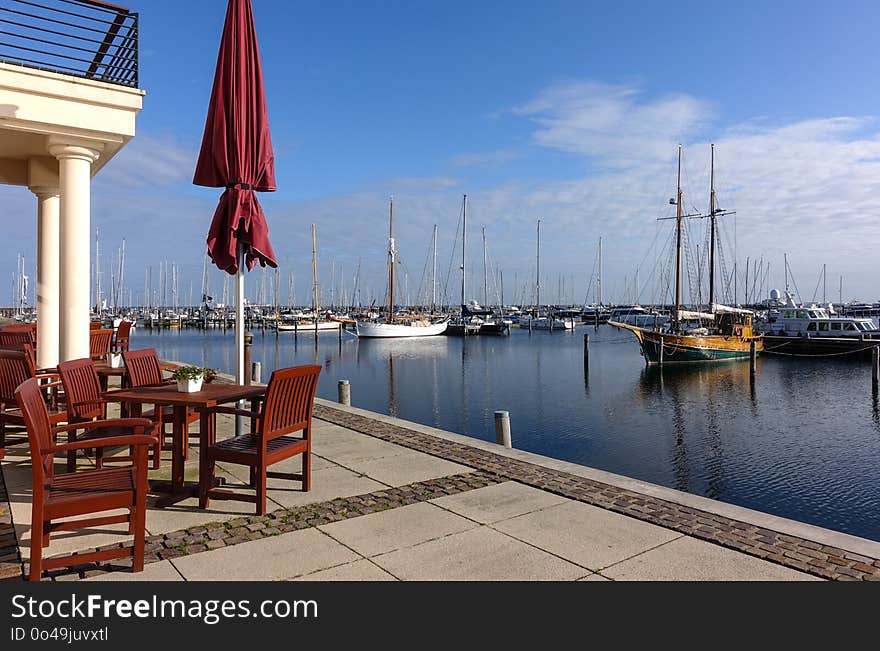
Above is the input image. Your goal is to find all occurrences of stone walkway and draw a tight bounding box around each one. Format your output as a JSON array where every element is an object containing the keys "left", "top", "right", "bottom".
[{"left": 2, "top": 397, "right": 880, "bottom": 581}]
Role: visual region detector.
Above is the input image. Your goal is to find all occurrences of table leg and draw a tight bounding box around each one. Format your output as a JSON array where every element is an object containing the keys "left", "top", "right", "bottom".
[
  {"left": 171, "top": 405, "right": 186, "bottom": 493},
  {"left": 198, "top": 410, "right": 215, "bottom": 509}
]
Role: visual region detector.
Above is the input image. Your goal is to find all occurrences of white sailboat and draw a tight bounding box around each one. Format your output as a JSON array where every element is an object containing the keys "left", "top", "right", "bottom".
[{"left": 356, "top": 197, "right": 448, "bottom": 338}]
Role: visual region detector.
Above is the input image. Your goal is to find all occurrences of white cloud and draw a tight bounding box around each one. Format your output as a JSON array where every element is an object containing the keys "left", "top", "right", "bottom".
[
  {"left": 95, "top": 135, "right": 198, "bottom": 189},
  {"left": 4, "top": 79, "right": 880, "bottom": 306},
  {"left": 512, "top": 80, "right": 710, "bottom": 166}
]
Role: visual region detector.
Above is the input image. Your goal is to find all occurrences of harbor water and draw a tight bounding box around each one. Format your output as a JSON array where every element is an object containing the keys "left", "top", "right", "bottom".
[{"left": 133, "top": 324, "right": 880, "bottom": 542}]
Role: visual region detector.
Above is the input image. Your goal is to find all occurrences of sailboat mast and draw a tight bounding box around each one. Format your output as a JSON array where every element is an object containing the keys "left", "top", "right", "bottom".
[
  {"left": 482, "top": 226, "right": 488, "bottom": 307},
  {"left": 536, "top": 219, "right": 541, "bottom": 309},
  {"left": 311, "top": 224, "right": 318, "bottom": 317},
  {"left": 709, "top": 144, "right": 716, "bottom": 307},
  {"left": 432, "top": 224, "right": 437, "bottom": 311},
  {"left": 598, "top": 236, "right": 602, "bottom": 306},
  {"left": 461, "top": 194, "right": 467, "bottom": 308},
  {"left": 94, "top": 228, "right": 101, "bottom": 313},
  {"left": 674, "top": 144, "right": 683, "bottom": 318},
  {"left": 388, "top": 196, "right": 394, "bottom": 321}
]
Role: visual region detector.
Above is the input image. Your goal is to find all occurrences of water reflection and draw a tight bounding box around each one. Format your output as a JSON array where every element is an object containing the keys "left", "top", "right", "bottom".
[{"left": 132, "top": 326, "right": 880, "bottom": 541}]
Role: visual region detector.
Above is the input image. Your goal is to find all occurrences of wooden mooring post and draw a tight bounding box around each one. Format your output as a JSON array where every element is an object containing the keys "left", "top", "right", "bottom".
[
  {"left": 750, "top": 340, "right": 757, "bottom": 378},
  {"left": 583, "top": 333, "right": 590, "bottom": 363},
  {"left": 494, "top": 410, "right": 512, "bottom": 448},
  {"left": 338, "top": 379, "right": 351, "bottom": 406},
  {"left": 243, "top": 332, "right": 253, "bottom": 386},
  {"left": 873, "top": 346, "right": 879, "bottom": 395}
]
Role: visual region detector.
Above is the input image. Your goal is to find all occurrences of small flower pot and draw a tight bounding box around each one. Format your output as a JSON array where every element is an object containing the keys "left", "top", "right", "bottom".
[
  {"left": 109, "top": 353, "right": 124, "bottom": 369},
  {"left": 176, "top": 377, "right": 203, "bottom": 393}
]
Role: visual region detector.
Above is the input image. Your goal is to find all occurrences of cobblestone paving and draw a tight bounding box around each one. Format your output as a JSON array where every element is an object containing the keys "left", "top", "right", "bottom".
[
  {"left": 36, "top": 471, "right": 500, "bottom": 581},
  {"left": 312, "top": 404, "right": 880, "bottom": 582},
  {"left": 0, "top": 456, "right": 23, "bottom": 581}
]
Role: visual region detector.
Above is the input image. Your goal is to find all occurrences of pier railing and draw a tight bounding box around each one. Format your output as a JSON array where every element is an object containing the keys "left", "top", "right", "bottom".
[{"left": 0, "top": 0, "right": 138, "bottom": 88}]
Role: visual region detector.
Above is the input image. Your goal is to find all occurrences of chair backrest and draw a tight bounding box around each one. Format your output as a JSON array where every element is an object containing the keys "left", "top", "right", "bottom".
[
  {"left": 122, "top": 348, "right": 163, "bottom": 387},
  {"left": 261, "top": 365, "right": 321, "bottom": 440},
  {"left": 0, "top": 330, "right": 35, "bottom": 349},
  {"left": 89, "top": 329, "right": 114, "bottom": 361},
  {"left": 89, "top": 321, "right": 104, "bottom": 330},
  {"left": 58, "top": 357, "right": 104, "bottom": 421},
  {"left": 14, "top": 378, "right": 54, "bottom": 484},
  {"left": 0, "top": 349, "right": 31, "bottom": 406},
  {"left": 113, "top": 320, "right": 133, "bottom": 352}
]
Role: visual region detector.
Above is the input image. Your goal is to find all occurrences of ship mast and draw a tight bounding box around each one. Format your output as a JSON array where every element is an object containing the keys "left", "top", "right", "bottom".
[
  {"left": 388, "top": 196, "right": 394, "bottom": 321},
  {"left": 482, "top": 226, "right": 488, "bottom": 307},
  {"left": 674, "top": 144, "right": 683, "bottom": 322},
  {"left": 709, "top": 144, "right": 716, "bottom": 307},
  {"left": 311, "top": 224, "right": 318, "bottom": 319},
  {"left": 536, "top": 219, "right": 541, "bottom": 310},
  {"left": 432, "top": 224, "right": 438, "bottom": 311},
  {"left": 461, "top": 194, "right": 467, "bottom": 310}
]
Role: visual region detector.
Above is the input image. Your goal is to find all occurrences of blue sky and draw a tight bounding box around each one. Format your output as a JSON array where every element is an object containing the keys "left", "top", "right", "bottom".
[{"left": 5, "top": 0, "right": 880, "bottom": 308}]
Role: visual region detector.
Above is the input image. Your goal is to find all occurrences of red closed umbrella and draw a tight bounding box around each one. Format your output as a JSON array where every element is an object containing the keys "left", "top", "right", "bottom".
[
  {"left": 193, "top": 0, "right": 276, "bottom": 389},
  {"left": 194, "top": 0, "right": 277, "bottom": 273}
]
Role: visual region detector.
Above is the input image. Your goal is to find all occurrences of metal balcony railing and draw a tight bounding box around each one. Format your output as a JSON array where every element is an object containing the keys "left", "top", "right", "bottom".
[{"left": 0, "top": 0, "right": 138, "bottom": 88}]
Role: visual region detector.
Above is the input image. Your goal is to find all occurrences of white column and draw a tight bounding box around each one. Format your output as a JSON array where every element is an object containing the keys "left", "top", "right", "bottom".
[
  {"left": 49, "top": 144, "right": 100, "bottom": 362},
  {"left": 31, "top": 187, "right": 60, "bottom": 368}
]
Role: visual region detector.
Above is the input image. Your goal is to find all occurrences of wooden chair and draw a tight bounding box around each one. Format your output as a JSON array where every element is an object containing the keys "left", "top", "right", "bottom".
[
  {"left": 57, "top": 357, "right": 160, "bottom": 472},
  {"left": 14, "top": 377, "right": 154, "bottom": 581},
  {"left": 122, "top": 348, "right": 198, "bottom": 469},
  {"left": 89, "top": 329, "right": 114, "bottom": 362},
  {"left": 89, "top": 321, "right": 104, "bottom": 330},
  {"left": 201, "top": 365, "right": 321, "bottom": 515},
  {"left": 0, "top": 349, "right": 65, "bottom": 448},
  {"left": 112, "top": 320, "right": 133, "bottom": 353},
  {"left": 0, "top": 330, "right": 36, "bottom": 350}
]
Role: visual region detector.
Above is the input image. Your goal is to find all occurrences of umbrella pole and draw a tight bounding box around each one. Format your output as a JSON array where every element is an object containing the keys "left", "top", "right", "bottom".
[{"left": 235, "top": 242, "right": 245, "bottom": 435}]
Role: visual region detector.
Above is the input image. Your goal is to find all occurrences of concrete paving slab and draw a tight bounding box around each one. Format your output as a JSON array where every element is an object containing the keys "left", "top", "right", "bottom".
[
  {"left": 370, "top": 527, "right": 588, "bottom": 580},
  {"left": 311, "top": 426, "right": 416, "bottom": 466},
  {"left": 430, "top": 481, "right": 568, "bottom": 524},
  {"left": 493, "top": 501, "right": 681, "bottom": 571},
  {"left": 264, "top": 464, "right": 387, "bottom": 509},
  {"left": 292, "top": 559, "right": 398, "bottom": 581},
  {"left": 85, "top": 560, "right": 183, "bottom": 581},
  {"left": 172, "top": 528, "right": 360, "bottom": 581},
  {"left": 319, "top": 502, "right": 477, "bottom": 557},
  {"left": 602, "top": 535, "right": 823, "bottom": 581},
  {"left": 346, "top": 450, "right": 471, "bottom": 487}
]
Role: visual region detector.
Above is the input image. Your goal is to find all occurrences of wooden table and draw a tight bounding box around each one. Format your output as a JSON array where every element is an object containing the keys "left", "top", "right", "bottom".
[{"left": 103, "top": 383, "right": 266, "bottom": 505}]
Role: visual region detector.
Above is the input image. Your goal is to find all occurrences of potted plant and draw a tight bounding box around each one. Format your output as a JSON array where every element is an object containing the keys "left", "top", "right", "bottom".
[
  {"left": 171, "top": 365, "right": 206, "bottom": 393},
  {"left": 202, "top": 367, "right": 218, "bottom": 384},
  {"left": 109, "top": 352, "right": 124, "bottom": 368}
]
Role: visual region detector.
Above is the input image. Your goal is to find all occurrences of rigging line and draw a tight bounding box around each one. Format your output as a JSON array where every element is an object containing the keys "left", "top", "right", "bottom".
[
  {"left": 440, "top": 201, "right": 463, "bottom": 308},
  {"left": 633, "top": 219, "right": 667, "bottom": 303},
  {"left": 787, "top": 257, "right": 805, "bottom": 305},
  {"left": 810, "top": 267, "right": 824, "bottom": 305},
  {"left": 581, "top": 246, "right": 598, "bottom": 308}
]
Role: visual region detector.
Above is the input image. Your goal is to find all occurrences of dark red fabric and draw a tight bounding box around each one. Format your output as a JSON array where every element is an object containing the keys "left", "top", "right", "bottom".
[{"left": 194, "top": 0, "right": 277, "bottom": 274}]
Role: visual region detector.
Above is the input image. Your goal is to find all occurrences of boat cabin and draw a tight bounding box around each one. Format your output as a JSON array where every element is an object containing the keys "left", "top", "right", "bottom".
[{"left": 763, "top": 306, "right": 877, "bottom": 337}]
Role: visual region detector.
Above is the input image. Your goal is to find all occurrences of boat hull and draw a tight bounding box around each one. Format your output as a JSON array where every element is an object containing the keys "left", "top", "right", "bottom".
[
  {"left": 356, "top": 320, "right": 448, "bottom": 338},
  {"left": 762, "top": 334, "right": 880, "bottom": 358},
  {"left": 612, "top": 322, "right": 763, "bottom": 364}
]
